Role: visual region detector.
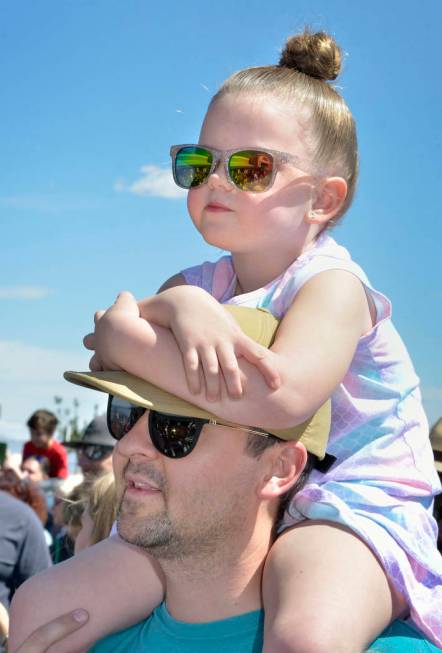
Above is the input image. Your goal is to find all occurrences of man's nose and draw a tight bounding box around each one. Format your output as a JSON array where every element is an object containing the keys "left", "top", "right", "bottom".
[{"left": 115, "top": 413, "right": 159, "bottom": 460}]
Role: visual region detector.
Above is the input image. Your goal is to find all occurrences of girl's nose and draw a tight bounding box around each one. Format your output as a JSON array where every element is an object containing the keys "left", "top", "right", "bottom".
[
  {"left": 115, "top": 412, "right": 159, "bottom": 460},
  {"left": 207, "top": 159, "right": 233, "bottom": 191}
]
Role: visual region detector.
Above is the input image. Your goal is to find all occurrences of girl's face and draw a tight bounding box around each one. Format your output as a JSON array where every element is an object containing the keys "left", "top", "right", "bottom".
[{"left": 187, "top": 94, "right": 318, "bottom": 259}]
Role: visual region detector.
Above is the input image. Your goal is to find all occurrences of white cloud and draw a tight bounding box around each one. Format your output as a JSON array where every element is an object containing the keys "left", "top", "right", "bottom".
[
  {"left": 0, "top": 285, "right": 51, "bottom": 300},
  {"left": 115, "top": 165, "right": 187, "bottom": 199}
]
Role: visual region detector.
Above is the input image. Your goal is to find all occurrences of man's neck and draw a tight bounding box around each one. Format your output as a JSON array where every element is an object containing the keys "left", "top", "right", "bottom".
[{"left": 159, "top": 529, "right": 271, "bottom": 623}]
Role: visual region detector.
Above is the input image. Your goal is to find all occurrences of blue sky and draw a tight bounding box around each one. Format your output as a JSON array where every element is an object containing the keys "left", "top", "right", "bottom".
[{"left": 1, "top": 0, "right": 441, "bottom": 447}]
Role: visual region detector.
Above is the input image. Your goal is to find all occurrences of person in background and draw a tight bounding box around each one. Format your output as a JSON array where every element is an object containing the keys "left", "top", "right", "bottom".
[
  {"left": 62, "top": 472, "right": 117, "bottom": 554},
  {"left": 21, "top": 456, "right": 50, "bottom": 483},
  {"left": 0, "top": 476, "right": 48, "bottom": 528},
  {"left": 63, "top": 415, "right": 114, "bottom": 479},
  {"left": 0, "top": 601, "right": 8, "bottom": 653},
  {"left": 49, "top": 478, "right": 83, "bottom": 564},
  {"left": 0, "top": 490, "right": 51, "bottom": 611},
  {"left": 22, "top": 410, "right": 68, "bottom": 479},
  {"left": 430, "top": 418, "right": 442, "bottom": 553}
]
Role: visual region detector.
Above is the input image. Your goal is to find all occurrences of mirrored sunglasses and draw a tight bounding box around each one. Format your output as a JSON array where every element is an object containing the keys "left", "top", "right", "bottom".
[{"left": 170, "top": 144, "right": 322, "bottom": 193}]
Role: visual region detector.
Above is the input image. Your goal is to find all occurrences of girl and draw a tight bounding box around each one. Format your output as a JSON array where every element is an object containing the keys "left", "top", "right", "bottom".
[{"left": 11, "top": 29, "right": 442, "bottom": 653}]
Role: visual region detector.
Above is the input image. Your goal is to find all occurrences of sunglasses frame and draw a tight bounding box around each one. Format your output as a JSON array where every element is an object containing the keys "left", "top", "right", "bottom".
[
  {"left": 106, "top": 394, "right": 271, "bottom": 459},
  {"left": 170, "top": 144, "right": 325, "bottom": 192}
]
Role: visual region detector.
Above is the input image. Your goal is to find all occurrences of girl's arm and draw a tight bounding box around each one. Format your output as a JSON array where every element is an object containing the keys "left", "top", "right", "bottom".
[
  {"left": 85, "top": 268, "right": 371, "bottom": 429},
  {"left": 9, "top": 536, "right": 165, "bottom": 653}
]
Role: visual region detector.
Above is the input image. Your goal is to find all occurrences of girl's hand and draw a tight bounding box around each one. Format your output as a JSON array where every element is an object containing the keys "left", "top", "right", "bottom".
[
  {"left": 83, "top": 291, "right": 141, "bottom": 372},
  {"left": 163, "top": 287, "right": 281, "bottom": 401},
  {"left": 13, "top": 610, "right": 89, "bottom": 653}
]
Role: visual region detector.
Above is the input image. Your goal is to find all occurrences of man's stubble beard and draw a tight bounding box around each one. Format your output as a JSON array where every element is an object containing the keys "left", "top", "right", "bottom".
[{"left": 116, "top": 478, "right": 248, "bottom": 564}]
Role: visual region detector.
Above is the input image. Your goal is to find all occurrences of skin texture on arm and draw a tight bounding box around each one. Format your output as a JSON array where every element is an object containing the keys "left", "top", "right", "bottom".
[
  {"left": 86, "top": 269, "right": 371, "bottom": 430},
  {"left": 8, "top": 536, "right": 165, "bottom": 653}
]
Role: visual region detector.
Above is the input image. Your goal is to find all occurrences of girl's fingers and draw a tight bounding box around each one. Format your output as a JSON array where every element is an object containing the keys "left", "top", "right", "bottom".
[
  {"left": 93, "top": 310, "right": 105, "bottom": 325},
  {"left": 89, "top": 354, "right": 103, "bottom": 372},
  {"left": 239, "top": 342, "right": 281, "bottom": 390},
  {"left": 15, "top": 609, "right": 89, "bottom": 653},
  {"left": 216, "top": 343, "right": 243, "bottom": 398},
  {"left": 200, "top": 346, "right": 221, "bottom": 402},
  {"left": 83, "top": 333, "right": 95, "bottom": 350},
  {"left": 113, "top": 291, "right": 138, "bottom": 314},
  {"left": 182, "top": 347, "right": 201, "bottom": 395}
]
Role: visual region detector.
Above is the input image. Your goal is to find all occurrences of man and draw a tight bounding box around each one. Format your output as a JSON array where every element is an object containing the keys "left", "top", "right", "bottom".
[
  {"left": 10, "top": 309, "right": 438, "bottom": 652},
  {"left": 22, "top": 410, "right": 68, "bottom": 479},
  {"left": 62, "top": 415, "right": 114, "bottom": 478}
]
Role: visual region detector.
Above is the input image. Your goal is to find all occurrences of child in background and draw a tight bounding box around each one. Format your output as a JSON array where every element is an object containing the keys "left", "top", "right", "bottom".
[
  {"left": 11, "top": 28, "right": 442, "bottom": 653},
  {"left": 22, "top": 410, "right": 68, "bottom": 479}
]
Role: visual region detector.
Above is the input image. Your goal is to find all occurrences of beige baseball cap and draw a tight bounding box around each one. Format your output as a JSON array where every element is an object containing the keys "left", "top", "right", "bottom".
[{"left": 64, "top": 305, "right": 331, "bottom": 460}]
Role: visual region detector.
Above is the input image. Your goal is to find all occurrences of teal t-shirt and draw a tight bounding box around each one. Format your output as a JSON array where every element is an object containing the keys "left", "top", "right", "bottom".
[
  {"left": 88, "top": 603, "right": 264, "bottom": 652},
  {"left": 88, "top": 604, "right": 440, "bottom": 653}
]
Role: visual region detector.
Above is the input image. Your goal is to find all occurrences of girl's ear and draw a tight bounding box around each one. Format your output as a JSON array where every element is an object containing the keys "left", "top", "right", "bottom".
[
  {"left": 305, "top": 177, "right": 347, "bottom": 226},
  {"left": 260, "top": 441, "right": 308, "bottom": 500}
]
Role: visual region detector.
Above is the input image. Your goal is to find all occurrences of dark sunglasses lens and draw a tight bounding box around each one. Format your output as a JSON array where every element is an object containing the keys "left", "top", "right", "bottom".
[
  {"left": 229, "top": 150, "right": 274, "bottom": 191},
  {"left": 81, "top": 445, "right": 112, "bottom": 461},
  {"left": 174, "top": 146, "right": 213, "bottom": 189},
  {"left": 107, "top": 396, "right": 146, "bottom": 441},
  {"left": 149, "top": 412, "right": 204, "bottom": 458}
]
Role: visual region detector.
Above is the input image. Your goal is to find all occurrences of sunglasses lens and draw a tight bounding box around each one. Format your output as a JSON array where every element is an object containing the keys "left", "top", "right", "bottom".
[
  {"left": 229, "top": 150, "right": 274, "bottom": 191},
  {"left": 107, "top": 396, "right": 146, "bottom": 441},
  {"left": 81, "top": 445, "right": 112, "bottom": 461},
  {"left": 149, "top": 412, "right": 204, "bottom": 458},
  {"left": 174, "top": 146, "right": 213, "bottom": 189}
]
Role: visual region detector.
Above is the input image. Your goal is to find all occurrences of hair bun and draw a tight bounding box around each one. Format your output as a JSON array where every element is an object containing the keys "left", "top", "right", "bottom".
[{"left": 279, "top": 30, "right": 342, "bottom": 81}]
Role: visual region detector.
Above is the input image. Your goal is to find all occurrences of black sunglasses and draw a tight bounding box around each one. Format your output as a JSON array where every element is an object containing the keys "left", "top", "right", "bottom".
[
  {"left": 106, "top": 395, "right": 271, "bottom": 459},
  {"left": 79, "top": 445, "right": 113, "bottom": 462}
]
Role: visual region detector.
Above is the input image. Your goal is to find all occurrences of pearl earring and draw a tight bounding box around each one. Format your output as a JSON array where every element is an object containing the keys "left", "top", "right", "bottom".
[{"left": 308, "top": 210, "right": 320, "bottom": 222}]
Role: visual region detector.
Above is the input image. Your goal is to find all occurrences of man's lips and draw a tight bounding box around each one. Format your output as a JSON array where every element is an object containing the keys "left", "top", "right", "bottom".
[{"left": 124, "top": 474, "right": 161, "bottom": 494}]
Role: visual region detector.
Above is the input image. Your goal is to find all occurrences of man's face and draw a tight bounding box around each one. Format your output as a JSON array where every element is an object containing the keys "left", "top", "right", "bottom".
[
  {"left": 112, "top": 411, "right": 265, "bottom": 561},
  {"left": 21, "top": 458, "right": 46, "bottom": 482},
  {"left": 77, "top": 446, "right": 113, "bottom": 477},
  {"left": 30, "top": 428, "right": 51, "bottom": 449}
]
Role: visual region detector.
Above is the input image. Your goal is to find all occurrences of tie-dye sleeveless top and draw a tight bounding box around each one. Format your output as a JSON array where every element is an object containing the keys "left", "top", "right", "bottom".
[{"left": 182, "top": 232, "right": 442, "bottom": 646}]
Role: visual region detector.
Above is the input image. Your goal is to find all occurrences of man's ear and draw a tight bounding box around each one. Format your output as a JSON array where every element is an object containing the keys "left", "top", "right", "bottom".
[
  {"left": 305, "top": 177, "right": 347, "bottom": 226},
  {"left": 260, "top": 442, "right": 308, "bottom": 500}
]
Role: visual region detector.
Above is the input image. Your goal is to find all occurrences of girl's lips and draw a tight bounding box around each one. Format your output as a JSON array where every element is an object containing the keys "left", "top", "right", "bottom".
[{"left": 205, "top": 202, "right": 233, "bottom": 212}]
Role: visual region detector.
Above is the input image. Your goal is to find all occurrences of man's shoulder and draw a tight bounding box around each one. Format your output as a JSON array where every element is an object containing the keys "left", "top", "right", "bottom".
[
  {"left": 88, "top": 604, "right": 264, "bottom": 653},
  {"left": 87, "top": 617, "right": 150, "bottom": 652}
]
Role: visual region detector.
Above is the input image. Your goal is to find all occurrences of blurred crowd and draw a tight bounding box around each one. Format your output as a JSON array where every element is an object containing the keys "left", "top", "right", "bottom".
[
  {"left": 0, "top": 408, "right": 441, "bottom": 651},
  {"left": 0, "top": 409, "right": 117, "bottom": 651}
]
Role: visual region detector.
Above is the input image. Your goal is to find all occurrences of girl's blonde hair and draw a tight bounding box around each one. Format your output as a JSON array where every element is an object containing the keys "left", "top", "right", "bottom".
[
  {"left": 211, "top": 29, "right": 358, "bottom": 224},
  {"left": 64, "top": 472, "right": 117, "bottom": 547},
  {"left": 85, "top": 472, "right": 117, "bottom": 546}
]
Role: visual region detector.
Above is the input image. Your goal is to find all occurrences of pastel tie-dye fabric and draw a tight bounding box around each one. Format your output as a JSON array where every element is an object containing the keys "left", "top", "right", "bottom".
[{"left": 182, "top": 233, "right": 442, "bottom": 646}]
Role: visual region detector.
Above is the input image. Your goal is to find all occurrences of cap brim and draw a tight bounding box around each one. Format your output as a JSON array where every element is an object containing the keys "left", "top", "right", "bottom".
[{"left": 64, "top": 306, "right": 331, "bottom": 459}]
